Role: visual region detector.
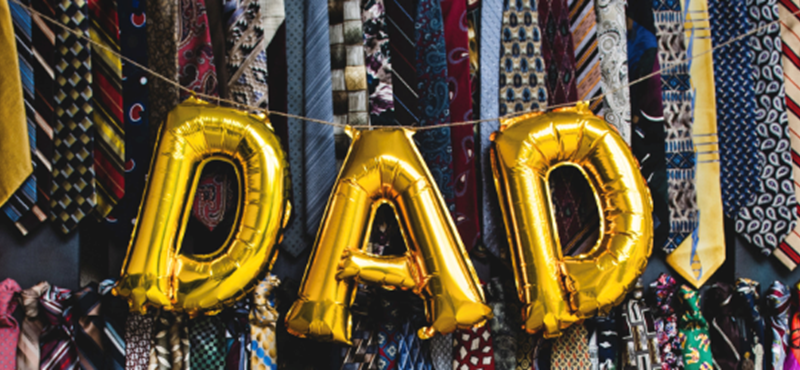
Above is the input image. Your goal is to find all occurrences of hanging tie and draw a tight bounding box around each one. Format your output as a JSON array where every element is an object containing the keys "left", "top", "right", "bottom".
[
  {"left": 189, "top": 316, "right": 226, "bottom": 370},
  {"left": 362, "top": 0, "right": 395, "bottom": 125},
  {"left": 328, "top": 0, "right": 369, "bottom": 127},
  {"left": 649, "top": 273, "right": 683, "bottom": 369},
  {"left": 677, "top": 285, "right": 713, "bottom": 370},
  {"left": 619, "top": 280, "right": 661, "bottom": 370},
  {"left": 40, "top": 285, "right": 78, "bottom": 370},
  {"left": 125, "top": 313, "right": 154, "bottom": 370},
  {"left": 145, "top": 0, "right": 179, "bottom": 129},
  {"left": 226, "top": 0, "right": 271, "bottom": 109},
  {"left": 485, "top": 278, "right": 516, "bottom": 370},
  {"left": 0, "top": 279, "right": 21, "bottom": 369},
  {"left": 385, "top": 0, "right": 419, "bottom": 126},
  {"left": 551, "top": 325, "right": 591, "bottom": 369},
  {"left": 766, "top": 281, "right": 789, "bottom": 370},
  {"left": 223, "top": 300, "right": 250, "bottom": 370},
  {"left": 377, "top": 295, "right": 400, "bottom": 370},
  {"left": 705, "top": 282, "right": 747, "bottom": 369},
  {"left": 149, "top": 311, "right": 189, "bottom": 370},
  {"left": 453, "top": 325, "right": 497, "bottom": 370},
  {"left": 593, "top": 313, "right": 618, "bottom": 370},
  {"left": 17, "top": 281, "right": 48, "bottom": 370},
  {"left": 75, "top": 281, "right": 126, "bottom": 370},
  {"left": 736, "top": 278, "right": 766, "bottom": 370},
  {"left": 340, "top": 284, "right": 379, "bottom": 370},
  {"left": 500, "top": 0, "right": 548, "bottom": 113},
  {"left": 178, "top": 0, "right": 218, "bottom": 98},
  {"left": 250, "top": 276, "right": 279, "bottom": 370},
  {"left": 567, "top": 0, "right": 602, "bottom": 113},
  {"left": 785, "top": 284, "right": 800, "bottom": 369},
  {"left": 538, "top": 0, "right": 579, "bottom": 105},
  {"left": 595, "top": 0, "right": 631, "bottom": 142},
  {"left": 395, "top": 316, "right": 432, "bottom": 370}
]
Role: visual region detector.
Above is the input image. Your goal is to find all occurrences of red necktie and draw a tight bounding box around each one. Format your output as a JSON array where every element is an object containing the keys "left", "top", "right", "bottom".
[
  {"left": 453, "top": 325, "right": 497, "bottom": 370},
  {"left": 0, "top": 279, "right": 20, "bottom": 369},
  {"left": 39, "top": 285, "right": 78, "bottom": 370}
]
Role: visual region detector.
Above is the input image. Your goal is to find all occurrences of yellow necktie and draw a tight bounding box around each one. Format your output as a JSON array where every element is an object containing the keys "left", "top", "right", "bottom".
[
  {"left": 0, "top": 0, "right": 33, "bottom": 208},
  {"left": 666, "top": 0, "right": 725, "bottom": 288}
]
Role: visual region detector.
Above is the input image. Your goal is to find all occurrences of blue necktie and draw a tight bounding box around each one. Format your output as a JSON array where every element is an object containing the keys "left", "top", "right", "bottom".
[
  {"left": 479, "top": 0, "right": 505, "bottom": 259},
  {"left": 709, "top": 0, "right": 762, "bottom": 218}
]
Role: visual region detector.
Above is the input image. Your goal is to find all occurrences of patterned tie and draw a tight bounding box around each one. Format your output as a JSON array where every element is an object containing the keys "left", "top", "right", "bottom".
[
  {"left": 649, "top": 274, "right": 683, "bottom": 370},
  {"left": 567, "top": 0, "right": 601, "bottom": 112},
  {"left": 362, "top": 0, "right": 395, "bottom": 125},
  {"left": 40, "top": 285, "right": 78, "bottom": 370},
  {"left": 150, "top": 312, "right": 172, "bottom": 370},
  {"left": 178, "top": 0, "right": 218, "bottom": 98},
  {"left": 88, "top": 0, "right": 124, "bottom": 220},
  {"left": 341, "top": 284, "right": 379, "bottom": 370},
  {"left": 709, "top": 0, "right": 762, "bottom": 218},
  {"left": 594, "top": 314, "right": 618, "bottom": 370},
  {"left": 190, "top": 316, "right": 226, "bottom": 370},
  {"left": 485, "top": 278, "right": 516, "bottom": 370},
  {"left": 551, "top": 325, "right": 592, "bottom": 369},
  {"left": 453, "top": 326, "right": 496, "bottom": 370},
  {"left": 386, "top": 0, "right": 419, "bottom": 126},
  {"left": 776, "top": 0, "right": 800, "bottom": 269},
  {"left": 251, "top": 276, "right": 279, "bottom": 370},
  {"left": 50, "top": 0, "right": 96, "bottom": 234},
  {"left": 146, "top": 0, "right": 179, "bottom": 129},
  {"left": 17, "top": 281, "right": 48, "bottom": 370},
  {"left": 705, "top": 282, "right": 748, "bottom": 369},
  {"left": 652, "top": 0, "right": 699, "bottom": 254},
  {"left": 766, "top": 281, "right": 789, "bottom": 370},
  {"left": 619, "top": 281, "right": 661, "bottom": 370},
  {"left": 538, "top": 0, "right": 579, "bottom": 105},
  {"left": 428, "top": 334, "right": 450, "bottom": 370},
  {"left": 329, "top": 0, "right": 369, "bottom": 127},
  {"left": 666, "top": 0, "right": 726, "bottom": 289},
  {"left": 677, "top": 285, "right": 713, "bottom": 370},
  {"left": 226, "top": 0, "right": 271, "bottom": 108},
  {"left": 377, "top": 297, "right": 399, "bottom": 370},
  {"left": 223, "top": 300, "right": 250, "bottom": 370},
  {"left": 75, "top": 281, "right": 126, "bottom": 370},
  {"left": 788, "top": 284, "right": 800, "bottom": 370},
  {"left": 500, "top": 0, "right": 548, "bottom": 115},
  {"left": 0, "top": 279, "right": 20, "bottom": 369},
  {"left": 516, "top": 334, "right": 541, "bottom": 370},
  {"left": 125, "top": 313, "right": 153, "bottom": 370},
  {"left": 595, "top": 0, "right": 631, "bottom": 143},
  {"left": 736, "top": 278, "right": 766, "bottom": 370},
  {"left": 303, "top": 0, "right": 337, "bottom": 240},
  {"left": 442, "top": 0, "right": 480, "bottom": 249},
  {"left": 395, "top": 318, "right": 431, "bottom": 370}
]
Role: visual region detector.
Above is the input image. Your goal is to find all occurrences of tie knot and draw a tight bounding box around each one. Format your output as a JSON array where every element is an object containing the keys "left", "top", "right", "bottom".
[
  {"left": 250, "top": 276, "right": 279, "bottom": 328},
  {"left": 766, "top": 281, "right": 789, "bottom": 314},
  {"left": 0, "top": 278, "right": 20, "bottom": 327},
  {"left": 21, "top": 281, "right": 49, "bottom": 318},
  {"left": 39, "top": 285, "right": 74, "bottom": 328}
]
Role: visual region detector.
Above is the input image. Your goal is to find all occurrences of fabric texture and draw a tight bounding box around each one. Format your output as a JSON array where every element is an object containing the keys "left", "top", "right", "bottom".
[
  {"left": 766, "top": 281, "right": 789, "bottom": 370},
  {"left": 677, "top": 285, "right": 713, "bottom": 370},
  {"left": 538, "top": 0, "right": 579, "bottom": 105},
  {"left": 362, "top": 0, "right": 395, "bottom": 126},
  {"left": 453, "top": 326, "right": 496, "bottom": 370},
  {"left": 0, "top": 279, "right": 20, "bottom": 369},
  {"left": 595, "top": 0, "right": 631, "bottom": 142},
  {"left": 649, "top": 274, "right": 683, "bottom": 370},
  {"left": 568, "top": 0, "right": 601, "bottom": 112},
  {"left": 40, "top": 285, "right": 78, "bottom": 370},
  {"left": 225, "top": 0, "right": 272, "bottom": 109},
  {"left": 386, "top": 0, "right": 419, "bottom": 126},
  {"left": 190, "top": 316, "right": 226, "bottom": 370},
  {"left": 250, "top": 275, "right": 279, "bottom": 370},
  {"left": 178, "top": 0, "right": 219, "bottom": 98},
  {"left": 551, "top": 324, "right": 591, "bottom": 369},
  {"left": 17, "top": 281, "right": 48, "bottom": 370},
  {"left": 146, "top": 0, "right": 179, "bottom": 131},
  {"left": 329, "top": 0, "right": 369, "bottom": 126},
  {"left": 500, "top": 0, "right": 548, "bottom": 114},
  {"left": 125, "top": 313, "right": 153, "bottom": 370}
]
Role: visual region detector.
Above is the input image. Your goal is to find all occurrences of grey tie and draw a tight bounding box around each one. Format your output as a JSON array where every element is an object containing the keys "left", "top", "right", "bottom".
[{"left": 479, "top": 0, "right": 505, "bottom": 258}]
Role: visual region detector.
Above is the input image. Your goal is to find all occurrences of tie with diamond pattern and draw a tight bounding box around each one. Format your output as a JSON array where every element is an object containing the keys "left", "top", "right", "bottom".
[
  {"left": 190, "top": 316, "right": 226, "bottom": 370},
  {"left": 666, "top": 0, "right": 726, "bottom": 288},
  {"left": 567, "top": 0, "right": 601, "bottom": 113},
  {"left": 51, "top": 0, "right": 96, "bottom": 234},
  {"left": 596, "top": 0, "right": 631, "bottom": 143},
  {"left": 500, "top": 0, "right": 548, "bottom": 115},
  {"left": 538, "top": 0, "right": 579, "bottom": 105},
  {"left": 453, "top": 326, "right": 496, "bottom": 370}
]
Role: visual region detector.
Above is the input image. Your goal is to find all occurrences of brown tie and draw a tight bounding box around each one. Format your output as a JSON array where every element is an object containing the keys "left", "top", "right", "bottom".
[{"left": 16, "top": 282, "right": 49, "bottom": 370}]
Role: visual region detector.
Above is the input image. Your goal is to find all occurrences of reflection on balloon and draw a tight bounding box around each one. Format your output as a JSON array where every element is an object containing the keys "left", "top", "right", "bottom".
[
  {"left": 285, "top": 127, "right": 491, "bottom": 344},
  {"left": 491, "top": 102, "right": 653, "bottom": 338},
  {"left": 114, "top": 97, "right": 291, "bottom": 317}
]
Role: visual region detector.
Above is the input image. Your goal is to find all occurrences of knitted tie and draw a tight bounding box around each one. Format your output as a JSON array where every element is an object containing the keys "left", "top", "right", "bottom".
[
  {"left": 619, "top": 281, "right": 661, "bottom": 370},
  {"left": 788, "top": 285, "right": 800, "bottom": 370},
  {"left": 251, "top": 276, "right": 279, "bottom": 370},
  {"left": 538, "top": 0, "right": 579, "bottom": 105},
  {"left": 736, "top": 278, "right": 766, "bottom": 370},
  {"left": 362, "top": 0, "right": 395, "bottom": 126},
  {"left": 499, "top": 0, "right": 548, "bottom": 114},
  {"left": 705, "top": 282, "right": 748, "bottom": 369},
  {"left": 551, "top": 325, "right": 591, "bottom": 369},
  {"left": 596, "top": 0, "right": 631, "bottom": 142},
  {"left": 40, "top": 285, "right": 78, "bottom": 370},
  {"left": 178, "top": 0, "right": 218, "bottom": 98},
  {"left": 649, "top": 273, "right": 683, "bottom": 370},
  {"left": 766, "top": 281, "right": 789, "bottom": 370},
  {"left": 190, "top": 316, "right": 226, "bottom": 370},
  {"left": 125, "top": 313, "right": 153, "bottom": 370},
  {"left": 0, "top": 279, "right": 20, "bottom": 369},
  {"left": 17, "top": 281, "right": 48, "bottom": 370},
  {"left": 567, "top": 0, "right": 602, "bottom": 112},
  {"left": 453, "top": 326, "right": 496, "bottom": 370},
  {"left": 226, "top": 0, "right": 271, "bottom": 108},
  {"left": 677, "top": 285, "right": 713, "bottom": 370}
]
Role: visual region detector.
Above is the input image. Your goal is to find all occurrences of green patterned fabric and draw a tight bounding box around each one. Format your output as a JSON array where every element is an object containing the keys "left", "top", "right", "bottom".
[
  {"left": 189, "top": 316, "right": 226, "bottom": 370},
  {"left": 678, "top": 285, "right": 714, "bottom": 370}
]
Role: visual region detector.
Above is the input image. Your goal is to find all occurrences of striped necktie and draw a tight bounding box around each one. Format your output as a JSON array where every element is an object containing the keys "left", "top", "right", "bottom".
[
  {"left": 226, "top": 0, "right": 271, "bottom": 108},
  {"left": 677, "top": 285, "right": 714, "bottom": 370},
  {"left": 776, "top": 0, "right": 800, "bottom": 270},
  {"left": 223, "top": 300, "right": 250, "bottom": 370},
  {"left": 596, "top": 0, "right": 631, "bottom": 143},
  {"left": 17, "top": 281, "right": 48, "bottom": 370},
  {"left": 386, "top": 0, "right": 419, "bottom": 125},
  {"left": 568, "top": 0, "right": 601, "bottom": 113},
  {"left": 40, "top": 285, "right": 78, "bottom": 370},
  {"left": 125, "top": 313, "right": 153, "bottom": 370},
  {"left": 50, "top": 0, "right": 96, "bottom": 234},
  {"left": 88, "top": 0, "right": 124, "bottom": 220},
  {"left": 666, "top": 0, "right": 726, "bottom": 288},
  {"left": 98, "top": 281, "right": 126, "bottom": 370},
  {"left": 766, "top": 281, "right": 789, "bottom": 370},
  {"left": 362, "top": 0, "right": 395, "bottom": 126},
  {"left": 0, "top": 279, "right": 20, "bottom": 369},
  {"left": 538, "top": 0, "right": 579, "bottom": 105},
  {"left": 74, "top": 281, "right": 127, "bottom": 370}
]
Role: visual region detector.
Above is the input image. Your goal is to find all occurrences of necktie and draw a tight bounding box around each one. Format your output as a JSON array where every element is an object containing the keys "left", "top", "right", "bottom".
[
  {"left": 362, "top": 0, "right": 395, "bottom": 126},
  {"left": 677, "top": 285, "right": 713, "bottom": 370},
  {"left": 50, "top": 0, "right": 96, "bottom": 234},
  {"left": 500, "top": 0, "right": 548, "bottom": 115},
  {"left": 386, "top": 0, "right": 420, "bottom": 126},
  {"left": 453, "top": 325, "right": 496, "bottom": 370},
  {"left": 303, "top": 0, "right": 337, "bottom": 240},
  {"left": 40, "top": 285, "right": 78, "bottom": 370},
  {"left": 709, "top": 0, "right": 762, "bottom": 218},
  {"left": 787, "top": 284, "right": 800, "bottom": 370},
  {"left": 515, "top": 334, "right": 541, "bottom": 370},
  {"left": 190, "top": 316, "right": 226, "bottom": 370},
  {"left": 150, "top": 311, "right": 188, "bottom": 370},
  {"left": 666, "top": 0, "right": 726, "bottom": 289},
  {"left": 551, "top": 325, "right": 591, "bottom": 369},
  {"left": 586, "top": 320, "right": 599, "bottom": 370},
  {"left": 594, "top": 314, "right": 618, "bottom": 370},
  {"left": 341, "top": 284, "right": 379, "bottom": 370},
  {"left": 652, "top": 0, "right": 699, "bottom": 254},
  {"left": 441, "top": 0, "right": 480, "bottom": 250},
  {"left": 736, "top": 278, "right": 766, "bottom": 370},
  {"left": 619, "top": 281, "right": 661, "bottom": 370},
  {"left": 329, "top": 0, "right": 369, "bottom": 127},
  {"left": 595, "top": 0, "right": 631, "bottom": 142},
  {"left": 705, "top": 282, "right": 747, "bottom": 369},
  {"left": 568, "top": 0, "right": 601, "bottom": 112},
  {"left": 649, "top": 273, "right": 683, "bottom": 370},
  {"left": 0, "top": 279, "right": 20, "bottom": 369},
  {"left": 735, "top": 0, "right": 799, "bottom": 256},
  {"left": 178, "top": 0, "right": 219, "bottom": 98},
  {"left": 17, "top": 281, "right": 48, "bottom": 370},
  {"left": 75, "top": 281, "right": 127, "bottom": 370},
  {"left": 377, "top": 297, "right": 399, "bottom": 370},
  {"left": 146, "top": 0, "right": 179, "bottom": 130},
  {"left": 226, "top": 0, "right": 270, "bottom": 108},
  {"left": 251, "top": 276, "right": 279, "bottom": 370},
  {"left": 776, "top": 0, "right": 800, "bottom": 270},
  {"left": 485, "top": 278, "right": 516, "bottom": 370},
  {"left": 479, "top": 0, "right": 506, "bottom": 259},
  {"left": 766, "top": 281, "right": 789, "bottom": 370},
  {"left": 395, "top": 318, "right": 431, "bottom": 370},
  {"left": 223, "top": 300, "right": 250, "bottom": 370},
  {"left": 538, "top": 0, "right": 579, "bottom": 105},
  {"left": 125, "top": 313, "right": 153, "bottom": 370}
]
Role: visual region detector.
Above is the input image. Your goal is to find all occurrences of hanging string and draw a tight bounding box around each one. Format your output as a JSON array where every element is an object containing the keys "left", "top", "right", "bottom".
[{"left": 11, "top": 0, "right": 798, "bottom": 131}]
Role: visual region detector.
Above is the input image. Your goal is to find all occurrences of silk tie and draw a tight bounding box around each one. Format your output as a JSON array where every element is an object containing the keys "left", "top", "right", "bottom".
[
  {"left": 126, "top": 313, "right": 153, "bottom": 370},
  {"left": 146, "top": 0, "right": 179, "bottom": 130},
  {"left": 377, "top": 297, "right": 399, "bottom": 370},
  {"left": 619, "top": 281, "right": 660, "bottom": 370},
  {"left": 538, "top": 0, "right": 579, "bottom": 105},
  {"left": 705, "top": 282, "right": 748, "bottom": 369},
  {"left": 17, "top": 281, "right": 48, "bottom": 370},
  {"left": 551, "top": 325, "right": 591, "bottom": 369},
  {"left": 677, "top": 285, "right": 713, "bottom": 370},
  {"left": 150, "top": 312, "right": 173, "bottom": 370},
  {"left": 50, "top": 0, "right": 96, "bottom": 234},
  {"left": 362, "top": 0, "right": 395, "bottom": 126},
  {"left": 709, "top": 0, "right": 762, "bottom": 218},
  {"left": 441, "top": 0, "right": 480, "bottom": 250},
  {"left": 652, "top": 0, "right": 699, "bottom": 254},
  {"left": 776, "top": 0, "right": 800, "bottom": 269},
  {"left": 223, "top": 300, "right": 250, "bottom": 370},
  {"left": 429, "top": 333, "right": 450, "bottom": 370},
  {"left": 178, "top": 0, "right": 218, "bottom": 98},
  {"left": 88, "top": 0, "right": 124, "bottom": 219},
  {"left": 567, "top": 0, "right": 601, "bottom": 112},
  {"left": 500, "top": 0, "right": 548, "bottom": 115},
  {"left": 485, "top": 278, "right": 516, "bottom": 370},
  {"left": 479, "top": 0, "right": 506, "bottom": 259},
  {"left": 226, "top": 0, "right": 271, "bottom": 108},
  {"left": 649, "top": 273, "right": 682, "bottom": 370},
  {"left": 736, "top": 278, "right": 766, "bottom": 370},
  {"left": 766, "top": 281, "right": 789, "bottom": 370},
  {"left": 75, "top": 281, "right": 127, "bottom": 370},
  {"left": 667, "top": 0, "right": 726, "bottom": 289},
  {"left": 0, "top": 279, "right": 20, "bottom": 369},
  {"left": 453, "top": 325, "right": 496, "bottom": 370},
  {"left": 595, "top": 0, "right": 631, "bottom": 142},
  {"left": 329, "top": 0, "right": 369, "bottom": 127},
  {"left": 40, "top": 285, "right": 78, "bottom": 370},
  {"left": 386, "top": 0, "right": 419, "bottom": 126},
  {"left": 594, "top": 314, "right": 618, "bottom": 370},
  {"left": 515, "top": 334, "right": 541, "bottom": 370},
  {"left": 395, "top": 316, "right": 431, "bottom": 370},
  {"left": 788, "top": 284, "right": 800, "bottom": 370},
  {"left": 303, "top": 0, "right": 337, "bottom": 241},
  {"left": 341, "top": 284, "right": 378, "bottom": 370},
  {"left": 190, "top": 316, "right": 226, "bottom": 370},
  {"left": 251, "top": 276, "right": 279, "bottom": 370}
]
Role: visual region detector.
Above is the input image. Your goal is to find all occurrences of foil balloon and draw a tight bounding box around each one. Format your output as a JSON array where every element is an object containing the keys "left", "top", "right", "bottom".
[
  {"left": 285, "top": 127, "right": 491, "bottom": 344},
  {"left": 491, "top": 103, "right": 653, "bottom": 338},
  {"left": 114, "top": 97, "right": 291, "bottom": 317}
]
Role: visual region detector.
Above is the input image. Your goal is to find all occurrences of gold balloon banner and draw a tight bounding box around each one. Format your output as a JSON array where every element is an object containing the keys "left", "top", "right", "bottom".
[
  {"left": 284, "top": 127, "right": 491, "bottom": 344},
  {"left": 491, "top": 103, "right": 653, "bottom": 338},
  {"left": 114, "top": 98, "right": 291, "bottom": 317}
]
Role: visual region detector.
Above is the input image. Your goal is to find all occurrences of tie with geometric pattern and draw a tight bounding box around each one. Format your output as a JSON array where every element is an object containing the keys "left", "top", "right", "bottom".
[
  {"left": 567, "top": 0, "right": 601, "bottom": 113},
  {"left": 500, "top": 0, "right": 548, "bottom": 114},
  {"left": 538, "top": 0, "right": 579, "bottom": 105},
  {"left": 223, "top": 300, "right": 250, "bottom": 370},
  {"left": 766, "top": 281, "right": 789, "bottom": 370},
  {"left": 619, "top": 280, "right": 660, "bottom": 370},
  {"left": 190, "top": 316, "right": 226, "bottom": 370},
  {"left": 453, "top": 326, "right": 496, "bottom": 370},
  {"left": 226, "top": 0, "right": 271, "bottom": 109},
  {"left": 551, "top": 324, "right": 591, "bottom": 369},
  {"left": 125, "top": 313, "right": 153, "bottom": 370},
  {"left": 50, "top": 0, "right": 96, "bottom": 234},
  {"left": 329, "top": 0, "right": 369, "bottom": 127},
  {"left": 0, "top": 278, "right": 20, "bottom": 370},
  {"left": 595, "top": 0, "right": 631, "bottom": 143},
  {"left": 150, "top": 312, "right": 173, "bottom": 370},
  {"left": 17, "top": 281, "right": 48, "bottom": 370},
  {"left": 362, "top": 0, "right": 395, "bottom": 126},
  {"left": 250, "top": 275, "right": 279, "bottom": 370}
]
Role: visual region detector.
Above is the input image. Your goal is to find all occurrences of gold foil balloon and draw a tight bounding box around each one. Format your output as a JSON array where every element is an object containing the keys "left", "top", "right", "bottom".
[
  {"left": 114, "top": 98, "right": 291, "bottom": 317},
  {"left": 491, "top": 103, "right": 653, "bottom": 338},
  {"left": 285, "top": 127, "right": 491, "bottom": 344}
]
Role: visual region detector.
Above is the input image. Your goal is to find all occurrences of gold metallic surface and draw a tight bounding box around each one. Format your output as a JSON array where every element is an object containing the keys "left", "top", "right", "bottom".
[
  {"left": 491, "top": 103, "right": 653, "bottom": 338},
  {"left": 285, "top": 127, "right": 491, "bottom": 344},
  {"left": 114, "top": 98, "right": 291, "bottom": 317}
]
